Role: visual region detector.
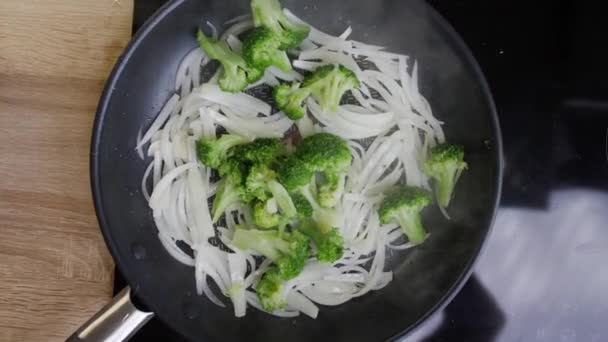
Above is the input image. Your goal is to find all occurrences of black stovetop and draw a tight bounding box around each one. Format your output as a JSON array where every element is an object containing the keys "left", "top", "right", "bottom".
[{"left": 115, "top": 1, "right": 608, "bottom": 341}]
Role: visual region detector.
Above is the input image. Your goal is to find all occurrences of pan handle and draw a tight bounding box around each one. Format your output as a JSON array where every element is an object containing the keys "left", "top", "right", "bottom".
[{"left": 66, "top": 287, "right": 154, "bottom": 342}]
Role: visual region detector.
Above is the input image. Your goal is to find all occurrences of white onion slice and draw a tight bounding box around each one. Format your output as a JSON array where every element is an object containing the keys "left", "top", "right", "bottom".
[
  {"left": 246, "top": 292, "right": 300, "bottom": 317},
  {"left": 137, "top": 94, "right": 179, "bottom": 150},
  {"left": 199, "top": 83, "right": 271, "bottom": 115},
  {"left": 226, "top": 34, "right": 243, "bottom": 54},
  {"left": 287, "top": 291, "right": 319, "bottom": 319}
]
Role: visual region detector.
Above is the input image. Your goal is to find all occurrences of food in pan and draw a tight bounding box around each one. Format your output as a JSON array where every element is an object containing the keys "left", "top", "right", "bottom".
[{"left": 136, "top": 0, "right": 466, "bottom": 318}]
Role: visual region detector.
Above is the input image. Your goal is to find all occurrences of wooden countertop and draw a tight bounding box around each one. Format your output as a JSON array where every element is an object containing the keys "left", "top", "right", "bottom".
[{"left": 0, "top": 1, "right": 133, "bottom": 340}]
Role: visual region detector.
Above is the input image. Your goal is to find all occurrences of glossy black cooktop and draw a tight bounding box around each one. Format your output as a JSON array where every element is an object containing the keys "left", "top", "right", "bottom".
[{"left": 116, "top": 1, "right": 608, "bottom": 340}]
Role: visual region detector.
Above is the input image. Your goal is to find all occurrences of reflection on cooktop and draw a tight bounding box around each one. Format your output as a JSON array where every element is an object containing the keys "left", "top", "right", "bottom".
[{"left": 117, "top": 0, "right": 608, "bottom": 341}]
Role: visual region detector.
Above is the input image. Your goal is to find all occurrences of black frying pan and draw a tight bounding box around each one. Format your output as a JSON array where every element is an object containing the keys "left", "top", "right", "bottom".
[{"left": 69, "top": 0, "right": 502, "bottom": 341}]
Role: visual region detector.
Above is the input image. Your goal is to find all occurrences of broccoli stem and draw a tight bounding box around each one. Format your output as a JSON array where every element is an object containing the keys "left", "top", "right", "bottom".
[
  {"left": 298, "top": 219, "right": 323, "bottom": 242},
  {"left": 299, "top": 185, "right": 336, "bottom": 234},
  {"left": 196, "top": 30, "right": 241, "bottom": 67},
  {"left": 327, "top": 76, "right": 342, "bottom": 112},
  {"left": 268, "top": 179, "right": 297, "bottom": 218},
  {"left": 232, "top": 229, "right": 289, "bottom": 262},
  {"left": 318, "top": 173, "right": 346, "bottom": 208},
  {"left": 277, "top": 219, "right": 288, "bottom": 237},
  {"left": 212, "top": 179, "right": 241, "bottom": 222},
  {"left": 218, "top": 135, "right": 250, "bottom": 152},
  {"left": 251, "top": 0, "right": 296, "bottom": 35},
  {"left": 394, "top": 210, "right": 427, "bottom": 245},
  {"left": 435, "top": 164, "right": 460, "bottom": 208}
]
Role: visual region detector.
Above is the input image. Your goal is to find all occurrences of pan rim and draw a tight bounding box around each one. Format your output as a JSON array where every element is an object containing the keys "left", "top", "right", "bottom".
[{"left": 90, "top": 0, "right": 504, "bottom": 340}]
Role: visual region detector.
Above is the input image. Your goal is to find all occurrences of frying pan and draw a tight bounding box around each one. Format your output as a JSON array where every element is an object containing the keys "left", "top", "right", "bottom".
[{"left": 68, "top": 0, "right": 502, "bottom": 341}]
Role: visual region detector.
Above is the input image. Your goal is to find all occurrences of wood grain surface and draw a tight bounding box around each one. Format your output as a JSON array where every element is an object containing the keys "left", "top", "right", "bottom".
[{"left": 0, "top": 1, "right": 133, "bottom": 340}]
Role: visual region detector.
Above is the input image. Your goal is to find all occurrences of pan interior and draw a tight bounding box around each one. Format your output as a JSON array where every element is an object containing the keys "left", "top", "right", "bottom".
[{"left": 92, "top": 0, "right": 501, "bottom": 341}]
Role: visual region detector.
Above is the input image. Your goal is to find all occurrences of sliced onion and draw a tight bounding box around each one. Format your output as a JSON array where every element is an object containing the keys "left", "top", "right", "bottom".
[
  {"left": 299, "top": 282, "right": 356, "bottom": 306},
  {"left": 206, "top": 21, "right": 218, "bottom": 40},
  {"left": 137, "top": 94, "right": 179, "bottom": 150},
  {"left": 287, "top": 291, "right": 318, "bottom": 319},
  {"left": 141, "top": 161, "right": 154, "bottom": 202},
  {"left": 199, "top": 83, "right": 271, "bottom": 116},
  {"left": 157, "top": 232, "right": 194, "bottom": 266},
  {"left": 224, "top": 14, "right": 251, "bottom": 26},
  {"left": 226, "top": 34, "right": 243, "bottom": 54},
  {"left": 220, "top": 20, "right": 253, "bottom": 40},
  {"left": 339, "top": 26, "right": 352, "bottom": 39},
  {"left": 246, "top": 292, "right": 300, "bottom": 317},
  {"left": 149, "top": 163, "right": 196, "bottom": 210}
]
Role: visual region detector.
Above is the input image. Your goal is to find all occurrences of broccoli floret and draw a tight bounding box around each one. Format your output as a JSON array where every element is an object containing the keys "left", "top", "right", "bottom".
[
  {"left": 317, "top": 172, "right": 347, "bottom": 209},
  {"left": 277, "top": 156, "right": 314, "bottom": 192},
  {"left": 211, "top": 157, "right": 255, "bottom": 221},
  {"left": 286, "top": 175, "right": 344, "bottom": 258},
  {"left": 242, "top": 27, "right": 292, "bottom": 72},
  {"left": 295, "top": 133, "right": 352, "bottom": 208},
  {"left": 250, "top": 0, "right": 310, "bottom": 50},
  {"left": 301, "top": 64, "right": 335, "bottom": 87},
  {"left": 291, "top": 193, "right": 313, "bottom": 218},
  {"left": 256, "top": 267, "right": 287, "bottom": 311},
  {"left": 423, "top": 143, "right": 467, "bottom": 208},
  {"left": 296, "top": 133, "right": 352, "bottom": 171},
  {"left": 298, "top": 218, "right": 344, "bottom": 263},
  {"left": 273, "top": 82, "right": 311, "bottom": 120},
  {"left": 231, "top": 138, "right": 284, "bottom": 165},
  {"left": 211, "top": 138, "right": 288, "bottom": 222},
  {"left": 233, "top": 227, "right": 310, "bottom": 279},
  {"left": 246, "top": 164, "right": 297, "bottom": 218},
  {"left": 217, "top": 157, "right": 245, "bottom": 179},
  {"left": 196, "top": 134, "right": 249, "bottom": 169},
  {"left": 378, "top": 186, "right": 432, "bottom": 245},
  {"left": 304, "top": 64, "right": 360, "bottom": 112},
  {"left": 196, "top": 29, "right": 263, "bottom": 92},
  {"left": 273, "top": 64, "right": 360, "bottom": 120},
  {"left": 245, "top": 163, "right": 276, "bottom": 201},
  {"left": 253, "top": 199, "right": 281, "bottom": 228},
  {"left": 285, "top": 171, "right": 342, "bottom": 235}
]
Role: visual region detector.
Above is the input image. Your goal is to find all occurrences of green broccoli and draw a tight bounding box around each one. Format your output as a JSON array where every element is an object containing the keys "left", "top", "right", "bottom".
[
  {"left": 277, "top": 156, "right": 314, "bottom": 192},
  {"left": 211, "top": 176, "right": 243, "bottom": 223},
  {"left": 306, "top": 64, "right": 360, "bottom": 113},
  {"left": 298, "top": 218, "right": 344, "bottom": 263},
  {"left": 423, "top": 143, "right": 467, "bottom": 208},
  {"left": 250, "top": 0, "right": 310, "bottom": 50},
  {"left": 378, "top": 186, "right": 432, "bottom": 245},
  {"left": 211, "top": 157, "right": 256, "bottom": 222},
  {"left": 217, "top": 157, "right": 246, "bottom": 180},
  {"left": 242, "top": 27, "right": 292, "bottom": 72},
  {"left": 272, "top": 64, "right": 360, "bottom": 119},
  {"left": 245, "top": 163, "right": 297, "bottom": 218},
  {"left": 280, "top": 168, "right": 343, "bottom": 259},
  {"left": 273, "top": 82, "right": 311, "bottom": 120},
  {"left": 281, "top": 164, "right": 342, "bottom": 237},
  {"left": 196, "top": 29, "right": 263, "bottom": 92},
  {"left": 295, "top": 133, "right": 352, "bottom": 208},
  {"left": 196, "top": 134, "right": 249, "bottom": 169},
  {"left": 231, "top": 138, "right": 284, "bottom": 165},
  {"left": 256, "top": 267, "right": 287, "bottom": 312},
  {"left": 232, "top": 226, "right": 310, "bottom": 279},
  {"left": 210, "top": 138, "right": 288, "bottom": 223},
  {"left": 291, "top": 193, "right": 313, "bottom": 218},
  {"left": 252, "top": 199, "right": 281, "bottom": 228}
]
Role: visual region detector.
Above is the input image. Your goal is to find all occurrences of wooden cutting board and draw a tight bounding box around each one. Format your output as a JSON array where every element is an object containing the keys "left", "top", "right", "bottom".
[{"left": 0, "top": 1, "right": 133, "bottom": 340}]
